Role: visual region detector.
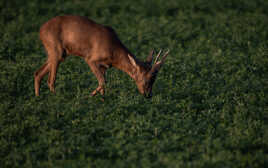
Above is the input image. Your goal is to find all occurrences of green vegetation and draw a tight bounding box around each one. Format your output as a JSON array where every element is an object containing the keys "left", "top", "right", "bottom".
[{"left": 0, "top": 0, "right": 267, "bottom": 167}]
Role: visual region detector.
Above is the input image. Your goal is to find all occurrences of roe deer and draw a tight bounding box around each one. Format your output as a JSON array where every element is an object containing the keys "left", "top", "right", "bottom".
[{"left": 34, "top": 15, "right": 169, "bottom": 98}]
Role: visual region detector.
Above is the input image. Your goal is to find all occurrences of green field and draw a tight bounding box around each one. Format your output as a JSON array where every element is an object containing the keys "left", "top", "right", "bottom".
[{"left": 0, "top": 0, "right": 267, "bottom": 167}]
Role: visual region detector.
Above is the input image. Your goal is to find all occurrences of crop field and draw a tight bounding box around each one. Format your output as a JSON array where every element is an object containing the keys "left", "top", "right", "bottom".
[{"left": 0, "top": 0, "right": 268, "bottom": 167}]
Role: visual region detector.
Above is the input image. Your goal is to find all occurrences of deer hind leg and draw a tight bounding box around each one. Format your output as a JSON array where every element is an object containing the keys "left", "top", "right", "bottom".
[
  {"left": 34, "top": 61, "right": 50, "bottom": 96},
  {"left": 87, "top": 61, "right": 107, "bottom": 96}
]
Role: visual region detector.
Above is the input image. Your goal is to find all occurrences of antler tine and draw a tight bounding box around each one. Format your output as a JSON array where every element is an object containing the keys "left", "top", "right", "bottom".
[
  {"left": 161, "top": 49, "right": 170, "bottom": 63},
  {"left": 154, "top": 49, "right": 162, "bottom": 64}
]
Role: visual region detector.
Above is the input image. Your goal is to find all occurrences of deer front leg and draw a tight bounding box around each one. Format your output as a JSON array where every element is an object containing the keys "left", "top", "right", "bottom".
[
  {"left": 47, "top": 61, "right": 60, "bottom": 93},
  {"left": 34, "top": 62, "right": 50, "bottom": 96},
  {"left": 87, "top": 61, "right": 106, "bottom": 96}
]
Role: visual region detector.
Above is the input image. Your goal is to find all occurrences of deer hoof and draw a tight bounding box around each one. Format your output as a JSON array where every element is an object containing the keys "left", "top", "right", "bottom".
[
  {"left": 90, "top": 86, "right": 105, "bottom": 96},
  {"left": 90, "top": 90, "right": 98, "bottom": 96},
  {"left": 99, "top": 88, "right": 105, "bottom": 95},
  {"left": 49, "top": 87, "right": 55, "bottom": 93}
]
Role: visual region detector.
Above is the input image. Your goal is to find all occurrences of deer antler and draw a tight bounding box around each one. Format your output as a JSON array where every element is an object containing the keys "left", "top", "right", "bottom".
[
  {"left": 154, "top": 49, "right": 169, "bottom": 65},
  {"left": 146, "top": 50, "right": 154, "bottom": 65},
  {"left": 154, "top": 49, "right": 162, "bottom": 64},
  {"left": 160, "top": 49, "right": 169, "bottom": 64},
  {"left": 150, "top": 49, "right": 170, "bottom": 75}
]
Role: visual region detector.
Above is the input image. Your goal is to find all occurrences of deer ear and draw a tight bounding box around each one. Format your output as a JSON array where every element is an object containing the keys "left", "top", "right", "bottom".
[{"left": 128, "top": 54, "right": 137, "bottom": 67}]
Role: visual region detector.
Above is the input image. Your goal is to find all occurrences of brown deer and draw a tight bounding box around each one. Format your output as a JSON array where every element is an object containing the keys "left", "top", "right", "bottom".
[{"left": 34, "top": 15, "right": 169, "bottom": 98}]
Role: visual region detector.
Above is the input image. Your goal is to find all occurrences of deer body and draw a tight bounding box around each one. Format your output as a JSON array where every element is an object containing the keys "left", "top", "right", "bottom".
[{"left": 34, "top": 15, "right": 169, "bottom": 98}]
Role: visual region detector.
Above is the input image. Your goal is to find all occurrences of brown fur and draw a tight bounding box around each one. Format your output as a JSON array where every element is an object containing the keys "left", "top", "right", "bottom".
[{"left": 34, "top": 15, "right": 169, "bottom": 98}]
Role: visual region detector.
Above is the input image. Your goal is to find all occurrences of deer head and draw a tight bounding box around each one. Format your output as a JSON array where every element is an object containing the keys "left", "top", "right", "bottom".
[{"left": 128, "top": 49, "right": 169, "bottom": 98}]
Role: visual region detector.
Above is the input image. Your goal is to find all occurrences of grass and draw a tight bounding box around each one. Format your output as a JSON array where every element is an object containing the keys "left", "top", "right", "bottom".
[{"left": 0, "top": 0, "right": 267, "bottom": 167}]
